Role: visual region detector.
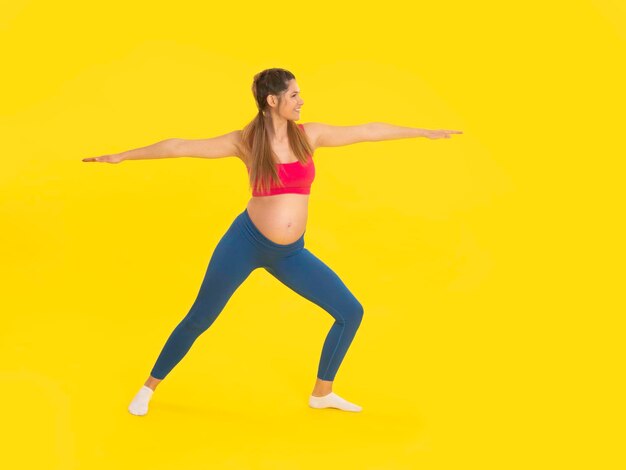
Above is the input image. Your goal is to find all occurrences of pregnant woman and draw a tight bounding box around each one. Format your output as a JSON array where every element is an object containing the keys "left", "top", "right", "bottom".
[{"left": 83, "top": 67, "right": 462, "bottom": 416}]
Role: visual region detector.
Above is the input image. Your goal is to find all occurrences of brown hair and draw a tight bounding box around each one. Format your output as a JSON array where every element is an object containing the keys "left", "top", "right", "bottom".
[{"left": 237, "top": 68, "right": 314, "bottom": 195}]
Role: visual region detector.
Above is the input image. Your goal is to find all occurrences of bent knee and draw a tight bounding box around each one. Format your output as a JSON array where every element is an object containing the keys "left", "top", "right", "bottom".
[{"left": 345, "top": 299, "right": 364, "bottom": 327}]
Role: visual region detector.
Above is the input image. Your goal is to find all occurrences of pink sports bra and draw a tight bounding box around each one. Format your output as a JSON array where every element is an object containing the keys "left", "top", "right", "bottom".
[{"left": 248, "top": 123, "right": 315, "bottom": 197}]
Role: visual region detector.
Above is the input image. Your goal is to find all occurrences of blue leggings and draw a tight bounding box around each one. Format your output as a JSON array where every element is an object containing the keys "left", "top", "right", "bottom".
[{"left": 150, "top": 208, "right": 364, "bottom": 381}]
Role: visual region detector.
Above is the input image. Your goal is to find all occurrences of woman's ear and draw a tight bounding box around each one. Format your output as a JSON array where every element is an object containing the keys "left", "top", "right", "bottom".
[{"left": 266, "top": 94, "right": 278, "bottom": 108}]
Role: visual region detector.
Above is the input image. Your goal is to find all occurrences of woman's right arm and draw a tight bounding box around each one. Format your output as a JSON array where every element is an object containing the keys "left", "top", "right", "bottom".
[{"left": 82, "top": 139, "right": 178, "bottom": 163}]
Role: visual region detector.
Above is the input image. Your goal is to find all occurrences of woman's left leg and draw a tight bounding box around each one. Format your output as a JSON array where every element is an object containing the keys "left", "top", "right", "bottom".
[{"left": 264, "top": 248, "right": 364, "bottom": 383}]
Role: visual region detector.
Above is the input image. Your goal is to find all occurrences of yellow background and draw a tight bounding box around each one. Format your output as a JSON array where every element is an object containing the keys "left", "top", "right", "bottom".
[{"left": 1, "top": 0, "right": 624, "bottom": 468}]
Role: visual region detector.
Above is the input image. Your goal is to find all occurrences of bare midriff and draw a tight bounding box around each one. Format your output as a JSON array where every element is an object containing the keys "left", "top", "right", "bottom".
[{"left": 245, "top": 193, "right": 309, "bottom": 245}]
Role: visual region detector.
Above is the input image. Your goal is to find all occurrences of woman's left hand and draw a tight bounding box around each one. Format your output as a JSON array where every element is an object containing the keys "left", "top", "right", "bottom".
[{"left": 423, "top": 129, "right": 463, "bottom": 139}]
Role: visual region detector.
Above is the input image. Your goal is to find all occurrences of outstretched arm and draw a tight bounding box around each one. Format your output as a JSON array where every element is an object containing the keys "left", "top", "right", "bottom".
[
  {"left": 82, "top": 131, "right": 242, "bottom": 163},
  {"left": 82, "top": 139, "right": 179, "bottom": 163},
  {"left": 368, "top": 122, "right": 462, "bottom": 141},
  {"left": 304, "top": 122, "right": 462, "bottom": 150}
]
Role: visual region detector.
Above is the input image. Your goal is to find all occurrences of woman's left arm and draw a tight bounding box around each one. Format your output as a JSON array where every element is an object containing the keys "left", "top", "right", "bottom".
[{"left": 369, "top": 122, "right": 463, "bottom": 141}]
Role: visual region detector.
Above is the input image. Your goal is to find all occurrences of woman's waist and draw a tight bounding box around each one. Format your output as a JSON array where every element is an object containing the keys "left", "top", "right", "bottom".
[
  {"left": 247, "top": 194, "right": 309, "bottom": 211},
  {"left": 246, "top": 195, "right": 309, "bottom": 225}
]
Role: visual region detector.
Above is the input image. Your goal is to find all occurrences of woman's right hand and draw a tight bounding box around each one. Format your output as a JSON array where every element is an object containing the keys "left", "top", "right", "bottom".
[{"left": 82, "top": 154, "right": 125, "bottom": 163}]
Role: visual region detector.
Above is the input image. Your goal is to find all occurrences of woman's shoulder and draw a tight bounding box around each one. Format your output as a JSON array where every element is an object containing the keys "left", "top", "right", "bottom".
[
  {"left": 230, "top": 129, "right": 250, "bottom": 167},
  {"left": 297, "top": 122, "right": 317, "bottom": 153},
  {"left": 298, "top": 122, "right": 310, "bottom": 135}
]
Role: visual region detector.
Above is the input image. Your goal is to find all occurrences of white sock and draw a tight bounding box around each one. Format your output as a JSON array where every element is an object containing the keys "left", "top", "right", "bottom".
[
  {"left": 128, "top": 385, "right": 154, "bottom": 416},
  {"left": 309, "top": 392, "right": 362, "bottom": 412}
]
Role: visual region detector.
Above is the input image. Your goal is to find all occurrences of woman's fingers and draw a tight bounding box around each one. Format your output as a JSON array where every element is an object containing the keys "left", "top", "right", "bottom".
[
  {"left": 81, "top": 155, "right": 123, "bottom": 163},
  {"left": 441, "top": 130, "right": 463, "bottom": 135},
  {"left": 426, "top": 129, "right": 463, "bottom": 139},
  {"left": 442, "top": 130, "right": 463, "bottom": 138}
]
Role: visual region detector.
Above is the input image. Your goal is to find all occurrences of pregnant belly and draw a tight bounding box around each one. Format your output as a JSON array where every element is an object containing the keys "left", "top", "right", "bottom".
[{"left": 246, "top": 194, "right": 309, "bottom": 245}]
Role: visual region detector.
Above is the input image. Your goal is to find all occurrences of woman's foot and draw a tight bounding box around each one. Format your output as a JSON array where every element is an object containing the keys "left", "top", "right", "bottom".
[
  {"left": 128, "top": 385, "right": 154, "bottom": 416},
  {"left": 308, "top": 392, "right": 362, "bottom": 412}
]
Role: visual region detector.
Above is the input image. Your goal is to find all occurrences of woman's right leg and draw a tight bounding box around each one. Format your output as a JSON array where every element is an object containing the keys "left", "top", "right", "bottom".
[
  {"left": 148, "top": 215, "right": 259, "bottom": 383},
  {"left": 129, "top": 212, "right": 260, "bottom": 415}
]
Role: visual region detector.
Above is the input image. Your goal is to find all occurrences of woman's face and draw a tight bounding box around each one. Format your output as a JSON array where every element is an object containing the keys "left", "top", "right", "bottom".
[{"left": 270, "top": 79, "right": 304, "bottom": 121}]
